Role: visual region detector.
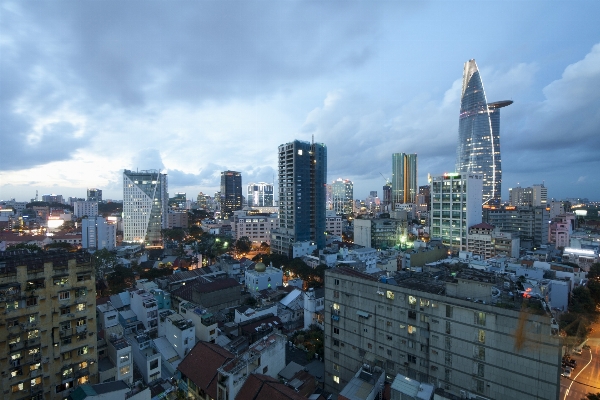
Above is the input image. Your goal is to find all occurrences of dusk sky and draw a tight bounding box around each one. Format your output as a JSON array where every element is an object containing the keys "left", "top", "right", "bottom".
[{"left": 1, "top": 1, "right": 600, "bottom": 202}]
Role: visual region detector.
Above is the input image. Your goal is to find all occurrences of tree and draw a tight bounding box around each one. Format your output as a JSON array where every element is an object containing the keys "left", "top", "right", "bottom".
[
  {"left": 107, "top": 265, "right": 136, "bottom": 294},
  {"left": 583, "top": 392, "right": 600, "bottom": 400},
  {"left": 92, "top": 248, "right": 118, "bottom": 276},
  {"left": 588, "top": 263, "right": 600, "bottom": 281},
  {"left": 162, "top": 228, "right": 186, "bottom": 242},
  {"left": 571, "top": 286, "right": 595, "bottom": 314},
  {"left": 235, "top": 236, "right": 252, "bottom": 254},
  {"left": 7, "top": 243, "right": 42, "bottom": 253}
]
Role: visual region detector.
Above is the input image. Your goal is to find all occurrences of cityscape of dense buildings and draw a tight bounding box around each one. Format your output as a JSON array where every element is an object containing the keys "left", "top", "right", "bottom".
[{"left": 0, "top": 58, "right": 599, "bottom": 400}]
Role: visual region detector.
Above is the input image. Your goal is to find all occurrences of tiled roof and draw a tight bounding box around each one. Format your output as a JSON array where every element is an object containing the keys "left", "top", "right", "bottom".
[
  {"left": 470, "top": 222, "right": 495, "bottom": 230},
  {"left": 177, "top": 342, "right": 235, "bottom": 399},
  {"left": 235, "top": 374, "right": 307, "bottom": 400}
]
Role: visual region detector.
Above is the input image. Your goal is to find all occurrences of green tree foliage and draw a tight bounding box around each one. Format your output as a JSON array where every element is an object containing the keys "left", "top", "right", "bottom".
[
  {"left": 140, "top": 267, "right": 174, "bottom": 280},
  {"left": 98, "top": 202, "right": 123, "bottom": 216},
  {"left": 45, "top": 242, "right": 76, "bottom": 251},
  {"left": 162, "top": 228, "right": 186, "bottom": 242},
  {"left": 571, "top": 286, "right": 596, "bottom": 314},
  {"left": 583, "top": 392, "right": 600, "bottom": 400},
  {"left": 107, "top": 266, "right": 135, "bottom": 294},
  {"left": 195, "top": 234, "right": 230, "bottom": 264},
  {"left": 92, "top": 248, "right": 118, "bottom": 272},
  {"left": 234, "top": 236, "right": 252, "bottom": 254},
  {"left": 7, "top": 243, "right": 43, "bottom": 252},
  {"left": 588, "top": 263, "right": 600, "bottom": 280},
  {"left": 587, "top": 279, "right": 600, "bottom": 305}
]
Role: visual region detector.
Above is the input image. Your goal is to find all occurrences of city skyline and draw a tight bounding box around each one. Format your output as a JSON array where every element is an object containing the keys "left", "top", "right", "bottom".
[{"left": 1, "top": 1, "right": 600, "bottom": 202}]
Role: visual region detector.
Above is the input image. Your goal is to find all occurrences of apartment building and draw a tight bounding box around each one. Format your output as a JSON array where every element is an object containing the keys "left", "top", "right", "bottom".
[
  {"left": 324, "top": 267, "right": 561, "bottom": 400},
  {"left": 0, "top": 250, "right": 97, "bottom": 399}
]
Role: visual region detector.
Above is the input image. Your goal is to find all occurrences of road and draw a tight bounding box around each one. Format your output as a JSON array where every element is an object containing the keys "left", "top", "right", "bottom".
[{"left": 560, "top": 324, "right": 600, "bottom": 400}]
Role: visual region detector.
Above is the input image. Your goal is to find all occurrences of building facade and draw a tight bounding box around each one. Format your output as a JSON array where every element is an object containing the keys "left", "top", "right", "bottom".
[
  {"left": 271, "top": 140, "right": 327, "bottom": 256},
  {"left": 456, "top": 59, "right": 512, "bottom": 205},
  {"left": 73, "top": 201, "right": 98, "bottom": 219},
  {"left": 392, "top": 153, "right": 417, "bottom": 206},
  {"left": 81, "top": 216, "right": 117, "bottom": 250},
  {"left": 122, "top": 170, "right": 168, "bottom": 247},
  {"left": 331, "top": 178, "right": 354, "bottom": 215},
  {"left": 0, "top": 251, "right": 98, "bottom": 399},
  {"left": 483, "top": 205, "right": 550, "bottom": 247},
  {"left": 430, "top": 173, "right": 483, "bottom": 252},
  {"left": 246, "top": 182, "right": 274, "bottom": 207},
  {"left": 509, "top": 184, "right": 547, "bottom": 207},
  {"left": 323, "top": 267, "right": 561, "bottom": 400},
  {"left": 86, "top": 188, "right": 102, "bottom": 203},
  {"left": 220, "top": 171, "right": 243, "bottom": 220}
]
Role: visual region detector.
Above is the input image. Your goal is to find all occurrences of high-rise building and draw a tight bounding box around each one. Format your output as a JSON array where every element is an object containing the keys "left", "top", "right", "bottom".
[
  {"left": 73, "top": 201, "right": 98, "bottom": 218},
  {"left": 331, "top": 178, "right": 353, "bottom": 215},
  {"left": 323, "top": 267, "right": 561, "bottom": 399},
  {"left": 430, "top": 173, "right": 483, "bottom": 251},
  {"left": 483, "top": 205, "right": 550, "bottom": 247},
  {"left": 0, "top": 251, "right": 98, "bottom": 398},
  {"left": 246, "top": 182, "right": 274, "bottom": 207},
  {"left": 122, "top": 169, "right": 168, "bottom": 247},
  {"left": 456, "top": 59, "right": 512, "bottom": 205},
  {"left": 382, "top": 183, "right": 392, "bottom": 211},
  {"left": 82, "top": 216, "right": 116, "bottom": 250},
  {"left": 391, "top": 153, "right": 417, "bottom": 206},
  {"left": 86, "top": 188, "right": 102, "bottom": 203},
  {"left": 271, "top": 140, "right": 327, "bottom": 256},
  {"left": 220, "top": 171, "right": 242, "bottom": 220},
  {"left": 509, "top": 184, "right": 547, "bottom": 207}
]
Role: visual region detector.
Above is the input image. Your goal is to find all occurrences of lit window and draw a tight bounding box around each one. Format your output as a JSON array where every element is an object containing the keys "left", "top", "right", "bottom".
[
  {"left": 333, "top": 375, "right": 340, "bottom": 384},
  {"left": 386, "top": 291, "right": 394, "bottom": 300}
]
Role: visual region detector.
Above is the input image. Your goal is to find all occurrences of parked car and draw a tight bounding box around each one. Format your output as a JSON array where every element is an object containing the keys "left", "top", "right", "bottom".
[
  {"left": 568, "top": 359, "right": 577, "bottom": 368},
  {"left": 562, "top": 367, "right": 572, "bottom": 378},
  {"left": 573, "top": 347, "right": 582, "bottom": 355}
]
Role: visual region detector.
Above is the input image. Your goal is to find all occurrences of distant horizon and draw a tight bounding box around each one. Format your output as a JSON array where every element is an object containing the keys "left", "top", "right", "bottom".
[{"left": 2, "top": 2, "right": 599, "bottom": 202}]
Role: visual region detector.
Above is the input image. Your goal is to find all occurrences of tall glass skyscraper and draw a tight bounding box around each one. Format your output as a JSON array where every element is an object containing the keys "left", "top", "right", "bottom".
[
  {"left": 331, "top": 178, "right": 353, "bottom": 214},
  {"left": 391, "top": 153, "right": 417, "bottom": 206},
  {"left": 246, "top": 182, "right": 274, "bottom": 207},
  {"left": 123, "top": 169, "right": 168, "bottom": 246},
  {"left": 456, "top": 59, "right": 512, "bottom": 205},
  {"left": 271, "top": 140, "right": 327, "bottom": 256},
  {"left": 220, "top": 170, "right": 242, "bottom": 219}
]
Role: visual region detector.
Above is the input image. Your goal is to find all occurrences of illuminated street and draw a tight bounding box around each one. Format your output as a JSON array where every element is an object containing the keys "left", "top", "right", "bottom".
[{"left": 560, "top": 324, "right": 600, "bottom": 400}]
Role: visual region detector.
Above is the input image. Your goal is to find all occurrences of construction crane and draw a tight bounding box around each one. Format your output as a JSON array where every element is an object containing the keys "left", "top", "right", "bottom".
[{"left": 379, "top": 172, "right": 390, "bottom": 185}]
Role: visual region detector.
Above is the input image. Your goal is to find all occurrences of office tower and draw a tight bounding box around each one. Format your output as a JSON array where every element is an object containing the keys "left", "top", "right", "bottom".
[
  {"left": 82, "top": 216, "right": 117, "bottom": 250},
  {"left": 456, "top": 59, "right": 512, "bottom": 205},
  {"left": 323, "top": 267, "right": 561, "bottom": 399},
  {"left": 509, "top": 184, "right": 547, "bottom": 207},
  {"left": 391, "top": 153, "right": 417, "bottom": 206},
  {"left": 430, "top": 173, "right": 483, "bottom": 251},
  {"left": 41, "top": 194, "right": 63, "bottom": 204},
  {"left": 382, "top": 183, "right": 392, "bottom": 210},
  {"left": 246, "top": 182, "right": 274, "bottom": 207},
  {"left": 0, "top": 251, "right": 98, "bottom": 398},
  {"left": 418, "top": 185, "right": 431, "bottom": 211},
  {"left": 331, "top": 178, "right": 354, "bottom": 215},
  {"left": 220, "top": 171, "right": 242, "bottom": 219},
  {"left": 122, "top": 169, "right": 168, "bottom": 247},
  {"left": 271, "top": 140, "right": 327, "bottom": 256},
  {"left": 483, "top": 205, "right": 550, "bottom": 247},
  {"left": 86, "top": 188, "right": 102, "bottom": 203},
  {"left": 73, "top": 201, "right": 98, "bottom": 219}
]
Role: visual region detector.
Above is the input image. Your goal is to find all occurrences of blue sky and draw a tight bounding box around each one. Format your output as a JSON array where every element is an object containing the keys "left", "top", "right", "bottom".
[{"left": 1, "top": 0, "right": 599, "bottom": 202}]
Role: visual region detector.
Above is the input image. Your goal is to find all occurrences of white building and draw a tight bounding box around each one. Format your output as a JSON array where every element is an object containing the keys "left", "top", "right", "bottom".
[
  {"left": 107, "top": 335, "right": 133, "bottom": 384},
  {"left": 73, "top": 200, "right": 99, "bottom": 218},
  {"left": 303, "top": 288, "right": 325, "bottom": 330},
  {"left": 82, "top": 216, "right": 117, "bottom": 250},
  {"left": 325, "top": 210, "right": 343, "bottom": 236},
  {"left": 164, "top": 313, "right": 195, "bottom": 359},
  {"left": 430, "top": 173, "right": 483, "bottom": 252},
  {"left": 178, "top": 301, "right": 219, "bottom": 342},
  {"left": 246, "top": 182, "right": 274, "bottom": 207},
  {"left": 244, "top": 262, "right": 283, "bottom": 294},
  {"left": 122, "top": 169, "right": 168, "bottom": 247},
  {"left": 129, "top": 332, "right": 161, "bottom": 384},
  {"left": 129, "top": 289, "right": 158, "bottom": 334},
  {"left": 233, "top": 210, "right": 279, "bottom": 245}
]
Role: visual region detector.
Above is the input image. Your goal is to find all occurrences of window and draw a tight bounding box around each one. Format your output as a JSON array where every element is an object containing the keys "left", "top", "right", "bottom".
[
  {"left": 62, "top": 337, "right": 72, "bottom": 345},
  {"left": 476, "top": 363, "right": 485, "bottom": 377},
  {"left": 387, "top": 335, "right": 393, "bottom": 341},
  {"left": 59, "top": 291, "right": 70, "bottom": 300},
  {"left": 333, "top": 363, "right": 340, "bottom": 371},
  {"left": 77, "top": 346, "right": 88, "bottom": 356},
  {"left": 386, "top": 320, "right": 392, "bottom": 327},
  {"left": 333, "top": 375, "right": 340, "bottom": 384},
  {"left": 387, "top": 349, "right": 392, "bottom": 356},
  {"left": 77, "top": 375, "right": 89, "bottom": 385},
  {"left": 54, "top": 277, "right": 68, "bottom": 286},
  {"left": 474, "top": 345, "right": 485, "bottom": 360},
  {"left": 445, "top": 321, "right": 451, "bottom": 334},
  {"left": 62, "top": 351, "right": 71, "bottom": 361},
  {"left": 27, "top": 297, "right": 38, "bottom": 307},
  {"left": 408, "top": 310, "right": 417, "bottom": 320},
  {"left": 61, "top": 321, "right": 71, "bottom": 330},
  {"left": 11, "top": 382, "right": 25, "bottom": 393},
  {"left": 333, "top": 351, "right": 339, "bottom": 358},
  {"left": 474, "top": 378, "right": 485, "bottom": 394},
  {"left": 333, "top": 339, "right": 339, "bottom": 346},
  {"left": 445, "top": 368, "right": 452, "bottom": 382},
  {"left": 62, "top": 368, "right": 73, "bottom": 378},
  {"left": 78, "top": 361, "right": 88, "bottom": 370},
  {"left": 446, "top": 305, "right": 453, "bottom": 318},
  {"left": 445, "top": 337, "right": 452, "bottom": 350},
  {"left": 478, "top": 330, "right": 485, "bottom": 343},
  {"left": 150, "top": 359, "right": 159, "bottom": 370},
  {"left": 408, "top": 295, "right": 417, "bottom": 308},
  {"left": 408, "top": 325, "right": 417, "bottom": 335},
  {"left": 120, "top": 365, "right": 131, "bottom": 375},
  {"left": 408, "top": 340, "right": 415, "bottom": 348},
  {"left": 386, "top": 290, "right": 395, "bottom": 300},
  {"left": 333, "top": 327, "right": 339, "bottom": 335},
  {"left": 60, "top": 307, "right": 71, "bottom": 315},
  {"left": 334, "top": 279, "right": 339, "bottom": 285},
  {"left": 474, "top": 312, "right": 486, "bottom": 326},
  {"left": 333, "top": 290, "right": 339, "bottom": 298},
  {"left": 76, "top": 318, "right": 86, "bottom": 326},
  {"left": 420, "top": 298, "right": 429, "bottom": 307},
  {"left": 408, "top": 354, "right": 417, "bottom": 364},
  {"left": 445, "top": 352, "right": 452, "bottom": 366},
  {"left": 367, "top": 343, "right": 372, "bottom": 349}
]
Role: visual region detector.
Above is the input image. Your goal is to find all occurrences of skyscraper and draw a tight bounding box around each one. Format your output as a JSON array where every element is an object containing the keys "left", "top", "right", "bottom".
[
  {"left": 331, "top": 178, "right": 353, "bottom": 215},
  {"left": 456, "top": 59, "right": 512, "bottom": 205},
  {"left": 220, "top": 171, "right": 242, "bottom": 219},
  {"left": 271, "top": 140, "right": 327, "bottom": 256},
  {"left": 87, "top": 188, "right": 102, "bottom": 202},
  {"left": 391, "top": 153, "right": 417, "bottom": 206},
  {"left": 246, "top": 182, "right": 274, "bottom": 207},
  {"left": 430, "top": 173, "right": 483, "bottom": 251},
  {"left": 123, "top": 169, "right": 168, "bottom": 246}
]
